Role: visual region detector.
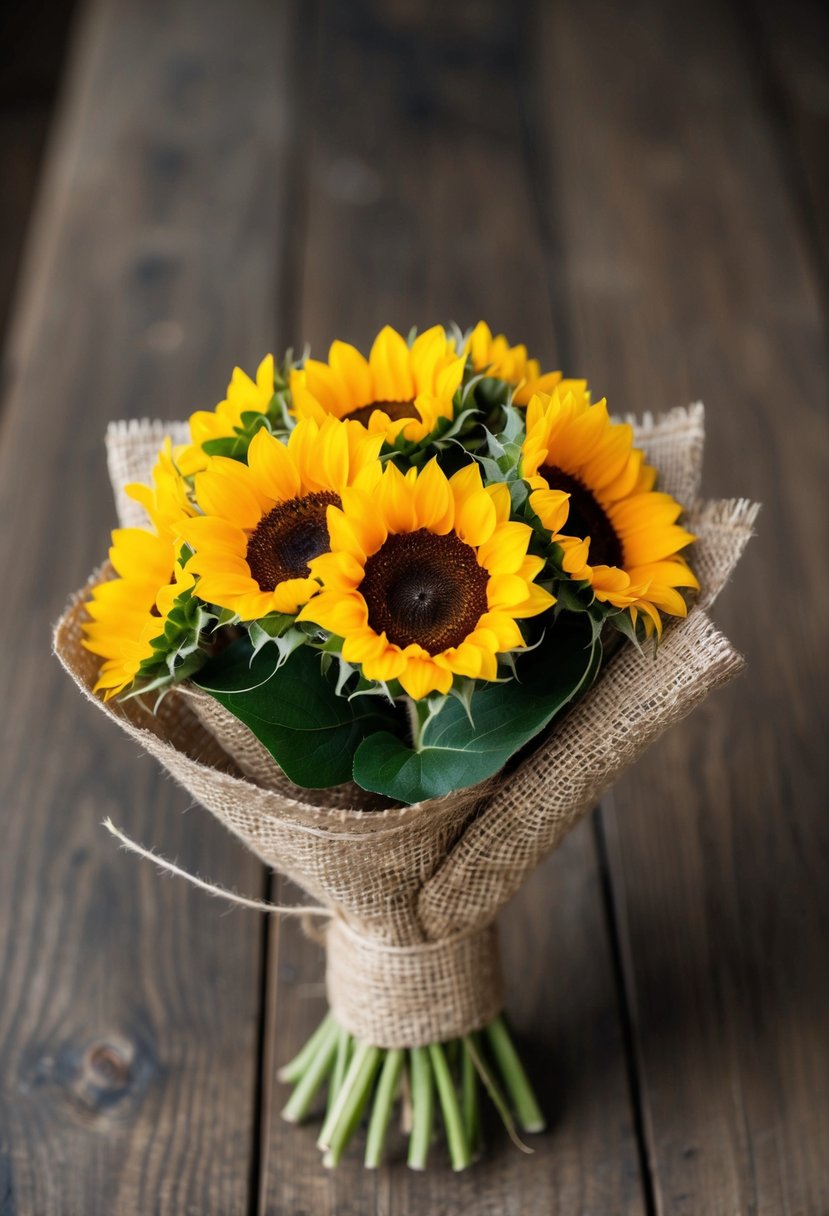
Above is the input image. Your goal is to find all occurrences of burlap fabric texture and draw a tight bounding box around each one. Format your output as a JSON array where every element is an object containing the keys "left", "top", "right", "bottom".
[{"left": 54, "top": 404, "right": 758, "bottom": 1049}]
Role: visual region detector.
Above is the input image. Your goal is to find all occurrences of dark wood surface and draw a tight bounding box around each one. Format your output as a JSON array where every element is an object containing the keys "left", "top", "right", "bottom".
[
  {"left": 0, "top": 0, "right": 78, "bottom": 357},
  {"left": 533, "top": 3, "right": 829, "bottom": 1211},
  {"left": 1, "top": 1, "right": 827, "bottom": 1213},
  {"left": 0, "top": 0, "right": 294, "bottom": 1210}
]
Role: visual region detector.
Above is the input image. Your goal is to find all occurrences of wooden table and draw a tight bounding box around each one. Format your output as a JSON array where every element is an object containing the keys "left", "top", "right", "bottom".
[{"left": 1, "top": 1, "right": 827, "bottom": 1211}]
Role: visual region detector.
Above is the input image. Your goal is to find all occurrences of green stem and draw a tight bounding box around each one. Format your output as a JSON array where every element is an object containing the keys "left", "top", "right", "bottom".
[
  {"left": 446, "top": 1038, "right": 461, "bottom": 1072},
  {"left": 325, "top": 1023, "right": 351, "bottom": 1119},
  {"left": 463, "top": 1032, "right": 532, "bottom": 1155},
  {"left": 407, "top": 1046, "right": 434, "bottom": 1170},
  {"left": 404, "top": 696, "right": 427, "bottom": 752},
  {"left": 280, "top": 1017, "right": 339, "bottom": 1123},
  {"left": 323, "top": 1043, "right": 382, "bottom": 1166},
  {"left": 461, "top": 1036, "right": 480, "bottom": 1156},
  {"left": 429, "top": 1043, "right": 471, "bottom": 1171},
  {"left": 277, "top": 1011, "right": 333, "bottom": 1083},
  {"left": 399, "top": 1060, "right": 413, "bottom": 1134},
  {"left": 317, "top": 1039, "right": 379, "bottom": 1152},
  {"left": 484, "top": 1015, "right": 546, "bottom": 1133},
  {"left": 364, "top": 1048, "right": 405, "bottom": 1168}
]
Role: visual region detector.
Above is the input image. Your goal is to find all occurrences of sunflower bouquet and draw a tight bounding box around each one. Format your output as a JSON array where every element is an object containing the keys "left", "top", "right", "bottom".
[{"left": 56, "top": 322, "right": 756, "bottom": 1171}]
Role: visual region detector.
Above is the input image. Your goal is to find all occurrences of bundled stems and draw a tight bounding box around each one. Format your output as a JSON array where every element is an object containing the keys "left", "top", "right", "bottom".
[{"left": 280, "top": 1011, "right": 545, "bottom": 1169}]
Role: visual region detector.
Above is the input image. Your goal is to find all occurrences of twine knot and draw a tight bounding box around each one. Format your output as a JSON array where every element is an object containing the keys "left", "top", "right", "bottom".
[{"left": 325, "top": 918, "right": 504, "bottom": 1048}]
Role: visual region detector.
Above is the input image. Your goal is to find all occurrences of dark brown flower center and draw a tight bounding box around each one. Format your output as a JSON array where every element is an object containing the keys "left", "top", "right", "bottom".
[
  {"left": 539, "top": 464, "right": 623, "bottom": 568},
  {"left": 344, "top": 399, "right": 419, "bottom": 427},
  {"left": 360, "top": 528, "right": 489, "bottom": 654},
  {"left": 246, "top": 491, "right": 341, "bottom": 590}
]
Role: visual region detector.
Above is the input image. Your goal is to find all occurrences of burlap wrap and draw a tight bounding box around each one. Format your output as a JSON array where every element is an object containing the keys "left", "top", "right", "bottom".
[
  {"left": 53, "top": 406, "right": 757, "bottom": 1048},
  {"left": 326, "top": 920, "right": 504, "bottom": 1046}
]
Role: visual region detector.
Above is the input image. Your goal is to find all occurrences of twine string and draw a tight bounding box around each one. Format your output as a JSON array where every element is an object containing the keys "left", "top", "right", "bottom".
[{"left": 103, "top": 818, "right": 333, "bottom": 917}]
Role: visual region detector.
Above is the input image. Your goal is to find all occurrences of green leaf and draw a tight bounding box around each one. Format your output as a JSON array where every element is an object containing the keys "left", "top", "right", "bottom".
[
  {"left": 201, "top": 435, "right": 250, "bottom": 460},
  {"left": 247, "top": 613, "right": 299, "bottom": 656},
  {"left": 553, "top": 578, "right": 593, "bottom": 614},
  {"left": 352, "top": 614, "right": 601, "bottom": 803},
  {"left": 509, "top": 479, "right": 528, "bottom": 511},
  {"left": 193, "top": 639, "right": 401, "bottom": 788},
  {"left": 476, "top": 454, "right": 507, "bottom": 483},
  {"left": 500, "top": 403, "right": 524, "bottom": 444}
]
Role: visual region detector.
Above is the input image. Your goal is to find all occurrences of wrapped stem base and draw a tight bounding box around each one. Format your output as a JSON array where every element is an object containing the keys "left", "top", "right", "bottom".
[{"left": 278, "top": 916, "right": 527, "bottom": 1169}]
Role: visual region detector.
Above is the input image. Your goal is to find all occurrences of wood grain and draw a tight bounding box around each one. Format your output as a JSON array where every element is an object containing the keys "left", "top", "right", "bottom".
[
  {"left": 532, "top": 0, "right": 829, "bottom": 1211},
  {"left": 748, "top": 0, "right": 829, "bottom": 287},
  {"left": 0, "top": 0, "right": 77, "bottom": 353},
  {"left": 259, "top": 3, "right": 646, "bottom": 1211},
  {"left": 0, "top": 0, "right": 302, "bottom": 1210},
  {"left": 4, "top": 0, "right": 827, "bottom": 1209}
]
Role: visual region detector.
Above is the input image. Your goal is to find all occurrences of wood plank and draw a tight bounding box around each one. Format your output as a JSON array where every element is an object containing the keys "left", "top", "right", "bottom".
[
  {"left": 533, "top": 0, "right": 829, "bottom": 1211},
  {"left": 0, "top": 0, "right": 303, "bottom": 1210},
  {"left": 747, "top": 0, "right": 829, "bottom": 285},
  {"left": 0, "top": 0, "right": 77, "bottom": 350},
  {"left": 260, "top": 4, "right": 646, "bottom": 1210},
  {"left": 0, "top": 109, "right": 54, "bottom": 349}
]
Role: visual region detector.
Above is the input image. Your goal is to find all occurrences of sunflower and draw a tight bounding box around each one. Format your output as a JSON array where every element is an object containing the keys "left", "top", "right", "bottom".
[
  {"left": 125, "top": 438, "right": 196, "bottom": 533},
  {"left": 521, "top": 386, "right": 698, "bottom": 634},
  {"left": 298, "top": 459, "right": 555, "bottom": 700},
  {"left": 83, "top": 542, "right": 194, "bottom": 699},
  {"left": 290, "top": 325, "right": 465, "bottom": 443},
  {"left": 181, "top": 416, "right": 383, "bottom": 620},
  {"left": 465, "top": 320, "right": 566, "bottom": 405},
  {"left": 177, "top": 353, "right": 277, "bottom": 474},
  {"left": 83, "top": 445, "right": 197, "bottom": 698}
]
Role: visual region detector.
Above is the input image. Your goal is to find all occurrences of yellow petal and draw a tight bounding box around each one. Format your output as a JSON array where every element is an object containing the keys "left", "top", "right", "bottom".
[
  {"left": 255, "top": 353, "right": 275, "bottom": 399},
  {"left": 298, "top": 590, "right": 367, "bottom": 633},
  {"left": 529, "top": 487, "right": 571, "bottom": 535},
  {"left": 413, "top": 458, "right": 454, "bottom": 533},
  {"left": 247, "top": 427, "right": 301, "bottom": 502},
  {"left": 476, "top": 521, "right": 531, "bottom": 575},
  {"left": 486, "top": 573, "right": 534, "bottom": 610},
  {"left": 195, "top": 464, "right": 267, "bottom": 529},
  {"left": 508, "top": 582, "right": 556, "bottom": 618},
  {"left": 486, "top": 482, "right": 512, "bottom": 523},
  {"left": 455, "top": 491, "right": 496, "bottom": 547},
  {"left": 179, "top": 515, "right": 247, "bottom": 555},
  {"left": 329, "top": 340, "right": 373, "bottom": 403},
  {"left": 369, "top": 326, "right": 414, "bottom": 400},
  {"left": 271, "top": 578, "right": 319, "bottom": 614},
  {"left": 378, "top": 463, "right": 417, "bottom": 534},
  {"left": 477, "top": 612, "right": 525, "bottom": 651},
  {"left": 398, "top": 656, "right": 452, "bottom": 700},
  {"left": 622, "top": 524, "right": 695, "bottom": 565},
  {"left": 307, "top": 550, "right": 364, "bottom": 590},
  {"left": 341, "top": 628, "right": 388, "bottom": 665}
]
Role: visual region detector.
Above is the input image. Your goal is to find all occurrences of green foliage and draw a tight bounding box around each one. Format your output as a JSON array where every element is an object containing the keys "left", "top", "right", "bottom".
[
  {"left": 200, "top": 395, "right": 291, "bottom": 462},
  {"left": 128, "top": 581, "right": 215, "bottom": 697},
  {"left": 351, "top": 614, "right": 601, "bottom": 803},
  {"left": 190, "top": 614, "right": 601, "bottom": 803},
  {"left": 193, "top": 640, "right": 402, "bottom": 788}
]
